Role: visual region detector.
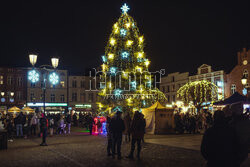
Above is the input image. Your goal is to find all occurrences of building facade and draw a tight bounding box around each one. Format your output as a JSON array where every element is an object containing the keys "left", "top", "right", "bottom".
[
  {"left": 225, "top": 48, "right": 250, "bottom": 98},
  {"left": 27, "top": 69, "right": 68, "bottom": 113},
  {"left": 160, "top": 72, "right": 189, "bottom": 104},
  {"left": 68, "top": 75, "right": 98, "bottom": 112},
  {"left": 189, "top": 64, "right": 225, "bottom": 100},
  {"left": 0, "top": 67, "right": 27, "bottom": 112}
]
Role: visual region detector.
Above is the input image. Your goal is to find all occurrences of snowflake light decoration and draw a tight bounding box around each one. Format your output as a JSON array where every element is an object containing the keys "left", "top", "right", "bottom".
[
  {"left": 120, "top": 28, "right": 127, "bottom": 36},
  {"left": 110, "top": 67, "right": 117, "bottom": 75},
  {"left": 114, "top": 89, "right": 122, "bottom": 96},
  {"left": 49, "top": 72, "right": 59, "bottom": 85},
  {"left": 130, "top": 81, "right": 137, "bottom": 89},
  {"left": 121, "top": 51, "right": 129, "bottom": 58},
  {"left": 28, "top": 70, "right": 39, "bottom": 83}
]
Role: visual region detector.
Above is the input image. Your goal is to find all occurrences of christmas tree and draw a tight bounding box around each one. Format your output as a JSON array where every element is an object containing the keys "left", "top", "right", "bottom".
[{"left": 97, "top": 4, "right": 166, "bottom": 114}]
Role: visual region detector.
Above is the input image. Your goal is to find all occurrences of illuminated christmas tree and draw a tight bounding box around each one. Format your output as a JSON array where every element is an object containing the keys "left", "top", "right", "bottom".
[{"left": 97, "top": 4, "right": 166, "bottom": 114}]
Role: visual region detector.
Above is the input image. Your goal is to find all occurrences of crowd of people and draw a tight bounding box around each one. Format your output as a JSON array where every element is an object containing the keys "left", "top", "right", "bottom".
[
  {"left": 106, "top": 111, "right": 146, "bottom": 160},
  {"left": 174, "top": 110, "right": 213, "bottom": 134}
]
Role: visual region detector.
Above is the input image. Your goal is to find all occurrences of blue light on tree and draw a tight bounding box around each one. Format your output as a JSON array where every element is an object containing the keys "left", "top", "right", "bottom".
[
  {"left": 121, "top": 3, "right": 130, "bottom": 13},
  {"left": 137, "top": 58, "right": 145, "bottom": 62},
  {"left": 49, "top": 72, "right": 59, "bottom": 85},
  {"left": 102, "top": 56, "right": 107, "bottom": 63},
  {"left": 28, "top": 70, "right": 39, "bottom": 83},
  {"left": 130, "top": 81, "right": 137, "bottom": 89},
  {"left": 120, "top": 28, "right": 127, "bottom": 36},
  {"left": 121, "top": 51, "right": 129, "bottom": 58},
  {"left": 110, "top": 67, "right": 117, "bottom": 75},
  {"left": 114, "top": 89, "right": 122, "bottom": 96}
]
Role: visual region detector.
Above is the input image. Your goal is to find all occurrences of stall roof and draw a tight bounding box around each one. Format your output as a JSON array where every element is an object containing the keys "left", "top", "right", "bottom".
[{"left": 214, "top": 92, "right": 247, "bottom": 105}]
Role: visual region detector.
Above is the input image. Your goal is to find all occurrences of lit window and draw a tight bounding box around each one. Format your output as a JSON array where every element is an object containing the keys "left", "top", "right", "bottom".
[
  {"left": 231, "top": 84, "right": 236, "bottom": 95},
  {"left": 0, "top": 75, "right": 3, "bottom": 85},
  {"left": 243, "top": 69, "right": 248, "bottom": 78},
  {"left": 60, "top": 81, "right": 65, "bottom": 88}
]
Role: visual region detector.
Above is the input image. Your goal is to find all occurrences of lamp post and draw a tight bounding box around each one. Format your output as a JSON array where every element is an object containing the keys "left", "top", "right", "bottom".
[
  {"left": 28, "top": 54, "right": 60, "bottom": 113},
  {"left": 241, "top": 75, "right": 248, "bottom": 96}
]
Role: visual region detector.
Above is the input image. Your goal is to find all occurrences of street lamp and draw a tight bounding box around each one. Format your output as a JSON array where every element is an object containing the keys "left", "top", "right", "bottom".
[
  {"left": 29, "top": 54, "right": 38, "bottom": 66},
  {"left": 10, "top": 92, "right": 14, "bottom": 97},
  {"left": 241, "top": 75, "right": 247, "bottom": 86},
  {"left": 28, "top": 54, "right": 60, "bottom": 113},
  {"left": 1, "top": 92, "right": 4, "bottom": 96}
]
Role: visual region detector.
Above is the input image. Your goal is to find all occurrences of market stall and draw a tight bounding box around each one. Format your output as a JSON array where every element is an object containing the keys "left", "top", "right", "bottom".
[
  {"left": 142, "top": 101, "right": 175, "bottom": 134},
  {"left": 8, "top": 106, "right": 21, "bottom": 113}
]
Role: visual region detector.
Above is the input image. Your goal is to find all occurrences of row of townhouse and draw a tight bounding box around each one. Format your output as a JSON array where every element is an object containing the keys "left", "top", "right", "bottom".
[
  {"left": 160, "top": 48, "right": 250, "bottom": 104},
  {"left": 0, "top": 68, "right": 98, "bottom": 113}
]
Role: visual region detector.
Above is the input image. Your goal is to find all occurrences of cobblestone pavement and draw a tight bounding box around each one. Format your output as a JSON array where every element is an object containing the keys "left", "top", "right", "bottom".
[{"left": 0, "top": 129, "right": 249, "bottom": 167}]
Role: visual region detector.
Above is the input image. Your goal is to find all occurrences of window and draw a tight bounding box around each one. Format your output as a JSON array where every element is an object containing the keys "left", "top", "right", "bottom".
[
  {"left": 7, "top": 76, "right": 13, "bottom": 85},
  {"left": 40, "top": 94, "right": 44, "bottom": 100},
  {"left": 172, "top": 76, "right": 175, "bottom": 82},
  {"left": 0, "top": 75, "right": 3, "bottom": 85},
  {"left": 88, "top": 93, "right": 93, "bottom": 102},
  {"left": 167, "top": 86, "right": 170, "bottom": 93},
  {"left": 51, "top": 94, "right": 55, "bottom": 102},
  {"left": 16, "top": 92, "right": 22, "bottom": 100},
  {"left": 72, "top": 80, "right": 77, "bottom": 88},
  {"left": 60, "top": 81, "right": 65, "bottom": 88},
  {"left": 30, "top": 93, "right": 35, "bottom": 102},
  {"left": 162, "top": 86, "right": 165, "bottom": 93},
  {"left": 81, "top": 81, "right": 85, "bottom": 88},
  {"left": 60, "top": 94, "right": 65, "bottom": 102},
  {"left": 167, "top": 95, "right": 170, "bottom": 102},
  {"left": 31, "top": 82, "right": 36, "bottom": 88},
  {"left": 172, "top": 85, "right": 175, "bottom": 91},
  {"left": 80, "top": 93, "right": 85, "bottom": 102},
  {"left": 172, "top": 95, "right": 175, "bottom": 102},
  {"left": 231, "top": 84, "right": 236, "bottom": 95},
  {"left": 243, "top": 69, "right": 248, "bottom": 78},
  {"left": 72, "top": 92, "right": 77, "bottom": 102},
  {"left": 17, "top": 77, "right": 23, "bottom": 87}
]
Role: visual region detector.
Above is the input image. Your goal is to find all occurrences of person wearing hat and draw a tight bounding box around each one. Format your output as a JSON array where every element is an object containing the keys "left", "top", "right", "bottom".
[{"left": 110, "top": 111, "right": 125, "bottom": 159}]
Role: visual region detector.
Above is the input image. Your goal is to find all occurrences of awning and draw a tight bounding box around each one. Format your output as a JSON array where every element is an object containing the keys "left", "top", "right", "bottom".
[
  {"left": 214, "top": 92, "right": 248, "bottom": 105},
  {"left": 8, "top": 106, "right": 21, "bottom": 113}
]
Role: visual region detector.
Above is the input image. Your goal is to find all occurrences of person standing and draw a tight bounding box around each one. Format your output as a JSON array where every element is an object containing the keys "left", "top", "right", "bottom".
[
  {"left": 15, "top": 112, "right": 24, "bottom": 138},
  {"left": 127, "top": 111, "right": 145, "bottom": 160},
  {"left": 110, "top": 111, "right": 125, "bottom": 159},
  {"left": 88, "top": 115, "right": 94, "bottom": 135},
  {"left": 30, "top": 114, "right": 37, "bottom": 136},
  {"left": 49, "top": 117, "right": 54, "bottom": 136},
  {"left": 106, "top": 116, "right": 112, "bottom": 156},
  {"left": 66, "top": 114, "right": 71, "bottom": 134},
  {"left": 40, "top": 113, "right": 48, "bottom": 146},
  {"left": 123, "top": 112, "right": 131, "bottom": 142},
  {"left": 201, "top": 110, "right": 241, "bottom": 167}
]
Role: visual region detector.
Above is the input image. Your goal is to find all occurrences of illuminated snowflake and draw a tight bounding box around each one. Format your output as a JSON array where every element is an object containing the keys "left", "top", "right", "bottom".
[
  {"left": 28, "top": 70, "right": 39, "bottom": 83},
  {"left": 121, "top": 51, "right": 129, "bottom": 58},
  {"left": 49, "top": 72, "right": 59, "bottom": 85},
  {"left": 120, "top": 28, "right": 127, "bottom": 36}
]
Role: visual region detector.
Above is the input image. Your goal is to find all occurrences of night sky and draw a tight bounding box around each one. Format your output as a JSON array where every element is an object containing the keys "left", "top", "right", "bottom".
[{"left": 0, "top": 0, "right": 249, "bottom": 75}]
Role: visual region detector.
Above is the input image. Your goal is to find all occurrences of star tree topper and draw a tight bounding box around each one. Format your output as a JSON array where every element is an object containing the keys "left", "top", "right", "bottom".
[{"left": 121, "top": 3, "right": 130, "bottom": 13}]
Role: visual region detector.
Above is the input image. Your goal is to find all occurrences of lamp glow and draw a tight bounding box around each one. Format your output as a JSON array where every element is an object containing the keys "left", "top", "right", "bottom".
[
  {"left": 51, "top": 58, "right": 59, "bottom": 68},
  {"left": 29, "top": 54, "right": 37, "bottom": 66},
  {"left": 1, "top": 92, "right": 4, "bottom": 96}
]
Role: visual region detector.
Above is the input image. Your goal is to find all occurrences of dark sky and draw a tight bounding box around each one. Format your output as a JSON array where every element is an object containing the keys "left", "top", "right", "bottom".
[{"left": 0, "top": 0, "right": 249, "bottom": 75}]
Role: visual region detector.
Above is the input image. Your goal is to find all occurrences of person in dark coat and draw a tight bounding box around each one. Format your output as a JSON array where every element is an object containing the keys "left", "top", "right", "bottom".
[
  {"left": 127, "top": 111, "right": 145, "bottom": 160},
  {"left": 88, "top": 115, "right": 94, "bottom": 135},
  {"left": 106, "top": 116, "right": 112, "bottom": 156},
  {"left": 40, "top": 113, "right": 48, "bottom": 146},
  {"left": 15, "top": 112, "right": 24, "bottom": 137},
  {"left": 110, "top": 111, "right": 125, "bottom": 159},
  {"left": 201, "top": 110, "right": 241, "bottom": 167}
]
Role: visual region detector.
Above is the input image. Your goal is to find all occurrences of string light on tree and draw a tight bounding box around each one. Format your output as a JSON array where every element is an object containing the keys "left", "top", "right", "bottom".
[
  {"left": 121, "top": 51, "right": 129, "bottom": 58},
  {"left": 110, "top": 38, "right": 116, "bottom": 45},
  {"left": 110, "top": 67, "right": 117, "bottom": 75},
  {"left": 120, "top": 28, "right": 127, "bottom": 36},
  {"left": 108, "top": 53, "right": 114, "bottom": 60},
  {"left": 102, "top": 56, "right": 107, "bottom": 63},
  {"left": 126, "top": 40, "right": 133, "bottom": 47}
]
